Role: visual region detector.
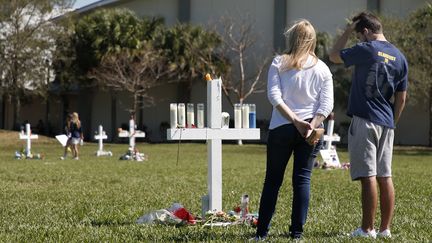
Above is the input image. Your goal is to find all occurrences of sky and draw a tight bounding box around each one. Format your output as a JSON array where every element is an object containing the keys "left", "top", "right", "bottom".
[{"left": 73, "top": 0, "right": 100, "bottom": 9}]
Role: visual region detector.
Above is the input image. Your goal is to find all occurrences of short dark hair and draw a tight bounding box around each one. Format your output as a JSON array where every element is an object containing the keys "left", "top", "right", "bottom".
[{"left": 352, "top": 11, "right": 382, "bottom": 34}]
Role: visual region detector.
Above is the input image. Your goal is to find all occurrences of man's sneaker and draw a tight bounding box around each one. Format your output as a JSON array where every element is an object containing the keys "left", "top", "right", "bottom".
[
  {"left": 377, "top": 229, "right": 391, "bottom": 238},
  {"left": 60, "top": 156, "right": 65, "bottom": 160},
  {"left": 350, "top": 228, "right": 377, "bottom": 239}
]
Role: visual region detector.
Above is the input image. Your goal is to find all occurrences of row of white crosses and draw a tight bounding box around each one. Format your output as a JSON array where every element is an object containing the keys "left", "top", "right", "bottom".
[
  {"left": 95, "top": 121, "right": 146, "bottom": 157},
  {"left": 19, "top": 123, "right": 38, "bottom": 157},
  {"left": 18, "top": 121, "right": 141, "bottom": 158},
  {"left": 166, "top": 77, "right": 260, "bottom": 212}
]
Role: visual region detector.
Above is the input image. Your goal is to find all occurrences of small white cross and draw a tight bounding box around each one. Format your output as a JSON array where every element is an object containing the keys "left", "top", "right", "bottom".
[
  {"left": 19, "top": 123, "right": 38, "bottom": 157},
  {"left": 323, "top": 118, "right": 340, "bottom": 150},
  {"left": 167, "top": 78, "right": 260, "bottom": 212},
  {"left": 94, "top": 125, "right": 112, "bottom": 156},
  {"left": 118, "top": 119, "right": 145, "bottom": 150},
  {"left": 320, "top": 115, "right": 341, "bottom": 167}
]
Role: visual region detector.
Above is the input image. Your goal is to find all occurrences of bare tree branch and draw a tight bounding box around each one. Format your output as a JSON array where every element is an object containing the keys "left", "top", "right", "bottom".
[
  {"left": 88, "top": 44, "right": 169, "bottom": 113},
  {"left": 219, "top": 14, "right": 270, "bottom": 106}
]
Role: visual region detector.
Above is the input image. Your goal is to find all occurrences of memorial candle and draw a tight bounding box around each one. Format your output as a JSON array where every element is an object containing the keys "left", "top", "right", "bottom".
[
  {"left": 197, "top": 103, "right": 204, "bottom": 128},
  {"left": 187, "top": 103, "right": 195, "bottom": 128},
  {"left": 242, "top": 104, "right": 249, "bottom": 128},
  {"left": 234, "top": 103, "right": 242, "bottom": 129},
  {"left": 249, "top": 104, "right": 256, "bottom": 128},
  {"left": 170, "top": 103, "right": 178, "bottom": 128},
  {"left": 178, "top": 103, "right": 186, "bottom": 128}
]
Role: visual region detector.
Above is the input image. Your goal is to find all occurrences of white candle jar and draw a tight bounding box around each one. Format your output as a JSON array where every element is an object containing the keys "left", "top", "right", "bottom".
[
  {"left": 249, "top": 104, "right": 256, "bottom": 128},
  {"left": 242, "top": 104, "right": 250, "bottom": 129},
  {"left": 170, "top": 103, "right": 178, "bottom": 128},
  {"left": 234, "top": 103, "right": 242, "bottom": 129},
  {"left": 177, "top": 103, "right": 186, "bottom": 128},
  {"left": 187, "top": 103, "right": 195, "bottom": 128},
  {"left": 197, "top": 103, "right": 204, "bottom": 128}
]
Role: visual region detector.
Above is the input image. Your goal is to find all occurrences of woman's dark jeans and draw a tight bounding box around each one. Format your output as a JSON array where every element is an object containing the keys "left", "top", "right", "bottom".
[{"left": 256, "top": 124, "right": 315, "bottom": 239}]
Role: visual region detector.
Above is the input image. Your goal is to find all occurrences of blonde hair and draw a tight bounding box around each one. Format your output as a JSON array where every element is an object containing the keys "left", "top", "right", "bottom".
[
  {"left": 72, "top": 112, "right": 81, "bottom": 128},
  {"left": 280, "top": 19, "right": 317, "bottom": 72}
]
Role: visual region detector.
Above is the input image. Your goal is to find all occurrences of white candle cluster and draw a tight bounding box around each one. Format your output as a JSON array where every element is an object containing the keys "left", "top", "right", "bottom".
[
  {"left": 170, "top": 103, "right": 256, "bottom": 129},
  {"left": 235, "top": 103, "right": 256, "bottom": 129},
  {"left": 170, "top": 103, "right": 205, "bottom": 128}
]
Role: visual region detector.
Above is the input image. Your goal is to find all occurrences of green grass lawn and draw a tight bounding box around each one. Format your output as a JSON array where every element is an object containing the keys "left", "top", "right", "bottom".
[{"left": 0, "top": 131, "right": 431, "bottom": 242}]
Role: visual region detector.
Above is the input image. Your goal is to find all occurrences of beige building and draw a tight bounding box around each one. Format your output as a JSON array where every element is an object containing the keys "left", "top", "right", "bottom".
[{"left": 1, "top": 0, "right": 430, "bottom": 145}]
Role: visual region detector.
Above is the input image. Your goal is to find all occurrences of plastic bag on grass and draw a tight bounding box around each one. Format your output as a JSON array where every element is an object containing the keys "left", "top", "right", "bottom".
[{"left": 136, "top": 209, "right": 183, "bottom": 225}]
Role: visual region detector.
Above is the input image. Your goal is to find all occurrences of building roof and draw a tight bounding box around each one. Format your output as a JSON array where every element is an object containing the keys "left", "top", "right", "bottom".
[
  {"left": 50, "top": 0, "right": 129, "bottom": 21},
  {"left": 73, "top": 0, "right": 129, "bottom": 14}
]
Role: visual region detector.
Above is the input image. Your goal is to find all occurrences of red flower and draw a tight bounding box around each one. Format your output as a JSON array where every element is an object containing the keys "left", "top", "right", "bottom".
[{"left": 173, "top": 208, "right": 196, "bottom": 224}]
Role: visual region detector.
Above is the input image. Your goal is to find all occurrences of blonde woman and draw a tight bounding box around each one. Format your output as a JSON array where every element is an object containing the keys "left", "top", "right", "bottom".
[
  {"left": 253, "top": 19, "right": 333, "bottom": 240},
  {"left": 70, "top": 112, "right": 83, "bottom": 160}
]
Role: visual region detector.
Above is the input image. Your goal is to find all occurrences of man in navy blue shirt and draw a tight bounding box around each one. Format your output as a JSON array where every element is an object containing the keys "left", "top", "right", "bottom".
[{"left": 329, "top": 12, "right": 407, "bottom": 239}]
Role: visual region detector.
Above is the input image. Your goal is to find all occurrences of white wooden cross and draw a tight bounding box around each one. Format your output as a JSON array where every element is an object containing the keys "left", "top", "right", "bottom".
[
  {"left": 118, "top": 119, "right": 145, "bottom": 150},
  {"left": 167, "top": 78, "right": 260, "bottom": 211},
  {"left": 320, "top": 113, "right": 341, "bottom": 167},
  {"left": 323, "top": 113, "right": 340, "bottom": 150},
  {"left": 19, "top": 123, "right": 38, "bottom": 157},
  {"left": 94, "top": 125, "right": 112, "bottom": 156}
]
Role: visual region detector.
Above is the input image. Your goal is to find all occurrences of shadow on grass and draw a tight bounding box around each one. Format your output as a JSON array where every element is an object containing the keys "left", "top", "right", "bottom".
[
  {"left": 135, "top": 225, "right": 256, "bottom": 242},
  {"left": 305, "top": 231, "right": 346, "bottom": 238},
  {"left": 393, "top": 150, "right": 432, "bottom": 157},
  {"left": 274, "top": 231, "right": 343, "bottom": 238}
]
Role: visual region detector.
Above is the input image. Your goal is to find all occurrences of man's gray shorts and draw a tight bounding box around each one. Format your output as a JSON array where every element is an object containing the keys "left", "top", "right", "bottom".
[{"left": 348, "top": 116, "right": 394, "bottom": 180}]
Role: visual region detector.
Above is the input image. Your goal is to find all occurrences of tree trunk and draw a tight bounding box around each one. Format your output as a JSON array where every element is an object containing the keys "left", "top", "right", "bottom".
[
  {"left": 0, "top": 94, "right": 5, "bottom": 129},
  {"left": 139, "top": 95, "right": 144, "bottom": 130},
  {"left": 45, "top": 98, "right": 50, "bottom": 135},
  {"left": 62, "top": 94, "right": 69, "bottom": 130},
  {"left": 237, "top": 101, "right": 244, "bottom": 145},
  {"left": 111, "top": 93, "right": 117, "bottom": 142},
  {"left": 239, "top": 51, "right": 245, "bottom": 99},
  {"left": 80, "top": 91, "right": 93, "bottom": 141},
  {"left": 429, "top": 86, "right": 432, "bottom": 146},
  {"left": 133, "top": 93, "right": 138, "bottom": 116}
]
